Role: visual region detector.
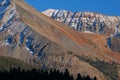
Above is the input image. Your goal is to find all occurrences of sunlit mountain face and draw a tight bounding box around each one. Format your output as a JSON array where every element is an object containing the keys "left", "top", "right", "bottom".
[{"left": 43, "top": 9, "right": 120, "bottom": 53}]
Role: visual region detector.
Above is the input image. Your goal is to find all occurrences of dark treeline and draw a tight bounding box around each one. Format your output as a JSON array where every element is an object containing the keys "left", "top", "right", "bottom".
[{"left": 0, "top": 68, "right": 97, "bottom": 80}]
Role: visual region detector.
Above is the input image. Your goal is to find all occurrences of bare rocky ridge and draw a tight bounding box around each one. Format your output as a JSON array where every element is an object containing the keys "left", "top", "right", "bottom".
[{"left": 0, "top": 0, "right": 120, "bottom": 80}]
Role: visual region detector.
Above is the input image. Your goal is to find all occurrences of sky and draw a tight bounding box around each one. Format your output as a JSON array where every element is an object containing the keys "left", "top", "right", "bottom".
[{"left": 25, "top": 0, "right": 120, "bottom": 16}]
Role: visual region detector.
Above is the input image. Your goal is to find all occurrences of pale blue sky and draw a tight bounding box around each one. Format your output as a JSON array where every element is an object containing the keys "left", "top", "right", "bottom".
[{"left": 25, "top": 0, "right": 120, "bottom": 16}]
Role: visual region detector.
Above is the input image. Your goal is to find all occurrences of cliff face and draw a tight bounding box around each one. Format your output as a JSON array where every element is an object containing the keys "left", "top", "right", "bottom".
[
  {"left": 0, "top": 0, "right": 120, "bottom": 80},
  {"left": 43, "top": 9, "right": 120, "bottom": 53}
]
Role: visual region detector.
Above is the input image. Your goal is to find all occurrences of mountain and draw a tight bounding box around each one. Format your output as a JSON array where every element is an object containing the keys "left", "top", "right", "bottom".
[
  {"left": 43, "top": 9, "right": 120, "bottom": 53},
  {"left": 42, "top": 9, "right": 120, "bottom": 34},
  {"left": 0, "top": 0, "right": 120, "bottom": 80}
]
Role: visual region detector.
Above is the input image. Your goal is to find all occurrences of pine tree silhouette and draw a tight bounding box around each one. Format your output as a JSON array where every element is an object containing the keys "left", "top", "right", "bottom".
[
  {"left": 77, "top": 73, "right": 82, "bottom": 80},
  {"left": 0, "top": 68, "right": 97, "bottom": 80}
]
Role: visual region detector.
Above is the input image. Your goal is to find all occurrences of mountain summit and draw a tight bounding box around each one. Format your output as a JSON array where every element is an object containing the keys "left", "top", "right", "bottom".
[
  {"left": 0, "top": 0, "right": 120, "bottom": 80},
  {"left": 43, "top": 9, "right": 120, "bottom": 35},
  {"left": 43, "top": 9, "right": 120, "bottom": 53}
]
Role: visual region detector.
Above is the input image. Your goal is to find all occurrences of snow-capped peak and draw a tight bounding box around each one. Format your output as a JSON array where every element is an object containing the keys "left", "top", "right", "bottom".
[{"left": 42, "top": 9, "right": 120, "bottom": 35}]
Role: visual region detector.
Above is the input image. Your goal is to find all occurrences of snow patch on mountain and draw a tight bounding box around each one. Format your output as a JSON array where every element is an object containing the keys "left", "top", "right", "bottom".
[
  {"left": 42, "top": 9, "right": 120, "bottom": 35},
  {"left": 43, "top": 9, "right": 120, "bottom": 53}
]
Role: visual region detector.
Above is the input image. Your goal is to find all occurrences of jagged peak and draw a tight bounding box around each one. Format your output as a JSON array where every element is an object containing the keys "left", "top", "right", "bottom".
[
  {"left": 42, "top": 8, "right": 120, "bottom": 36},
  {"left": 43, "top": 8, "right": 120, "bottom": 17}
]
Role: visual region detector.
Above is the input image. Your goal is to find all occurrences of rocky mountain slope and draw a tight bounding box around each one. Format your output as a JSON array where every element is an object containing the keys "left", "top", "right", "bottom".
[
  {"left": 43, "top": 9, "right": 120, "bottom": 53},
  {"left": 0, "top": 0, "right": 120, "bottom": 80}
]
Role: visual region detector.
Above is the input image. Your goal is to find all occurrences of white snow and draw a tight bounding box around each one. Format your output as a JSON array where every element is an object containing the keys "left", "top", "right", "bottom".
[
  {"left": 25, "top": 46, "right": 34, "bottom": 55},
  {"left": 6, "top": 40, "right": 10, "bottom": 45},
  {"left": 42, "top": 9, "right": 56, "bottom": 17},
  {"left": 1, "top": 0, "right": 6, "bottom": 5},
  {"left": 42, "top": 9, "right": 120, "bottom": 35},
  {"left": 7, "top": 6, "right": 16, "bottom": 21},
  {"left": 0, "top": 24, "right": 4, "bottom": 29},
  {"left": 84, "top": 31, "right": 93, "bottom": 33}
]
